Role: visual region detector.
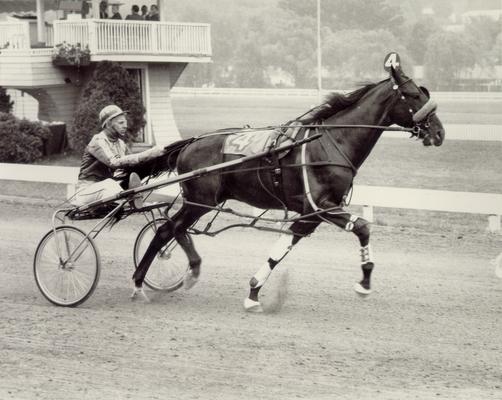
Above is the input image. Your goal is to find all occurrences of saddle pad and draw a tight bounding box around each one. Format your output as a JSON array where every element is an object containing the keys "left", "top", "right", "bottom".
[
  {"left": 223, "top": 129, "right": 278, "bottom": 156},
  {"left": 223, "top": 125, "right": 302, "bottom": 157}
]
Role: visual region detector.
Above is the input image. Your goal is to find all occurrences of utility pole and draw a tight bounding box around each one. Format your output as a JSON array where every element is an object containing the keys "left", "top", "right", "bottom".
[{"left": 316, "top": 0, "right": 322, "bottom": 103}]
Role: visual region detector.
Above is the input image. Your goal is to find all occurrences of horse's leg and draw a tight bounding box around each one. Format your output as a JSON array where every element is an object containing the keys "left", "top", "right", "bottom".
[
  {"left": 321, "top": 210, "right": 374, "bottom": 295},
  {"left": 171, "top": 206, "right": 207, "bottom": 290},
  {"left": 132, "top": 204, "right": 207, "bottom": 298},
  {"left": 244, "top": 219, "right": 320, "bottom": 312}
]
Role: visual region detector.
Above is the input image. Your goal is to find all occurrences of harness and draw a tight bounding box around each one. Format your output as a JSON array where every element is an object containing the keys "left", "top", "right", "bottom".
[{"left": 298, "top": 78, "right": 438, "bottom": 214}]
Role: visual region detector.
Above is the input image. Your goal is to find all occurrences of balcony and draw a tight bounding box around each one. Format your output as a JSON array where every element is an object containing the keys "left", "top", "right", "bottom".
[{"left": 0, "top": 19, "right": 212, "bottom": 63}]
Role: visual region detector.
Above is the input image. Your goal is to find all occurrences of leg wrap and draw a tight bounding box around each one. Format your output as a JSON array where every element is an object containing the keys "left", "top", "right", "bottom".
[
  {"left": 353, "top": 218, "right": 370, "bottom": 247},
  {"left": 250, "top": 235, "right": 295, "bottom": 288},
  {"left": 360, "top": 244, "right": 373, "bottom": 265},
  {"left": 269, "top": 234, "right": 295, "bottom": 261},
  {"left": 250, "top": 258, "right": 276, "bottom": 288}
]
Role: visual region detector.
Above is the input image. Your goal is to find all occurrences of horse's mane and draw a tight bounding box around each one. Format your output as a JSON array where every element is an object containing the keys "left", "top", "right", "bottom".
[{"left": 303, "top": 79, "right": 388, "bottom": 122}]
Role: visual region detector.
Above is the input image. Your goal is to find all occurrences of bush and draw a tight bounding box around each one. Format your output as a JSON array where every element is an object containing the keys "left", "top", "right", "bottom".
[
  {"left": 0, "top": 87, "right": 14, "bottom": 113},
  {"left": 0, "top": 113, "right": 51, "bottom": 163},
  {"left": 70, "top": 61, "right": 146, "bottom": 154}
]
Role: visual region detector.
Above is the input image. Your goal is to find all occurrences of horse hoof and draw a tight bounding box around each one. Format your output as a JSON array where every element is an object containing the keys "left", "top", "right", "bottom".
[
  {"left": 131, "top": 286, "right": 150, "bottom": 302},
  {"left": 243, "top": 297, "right": 264, "bottom": 313},
  {"left": 183, "top": 270, "right": 199, "bottom": 290},
  {"left": 353, "top": 282, "right": 372, "bottom": 296}
]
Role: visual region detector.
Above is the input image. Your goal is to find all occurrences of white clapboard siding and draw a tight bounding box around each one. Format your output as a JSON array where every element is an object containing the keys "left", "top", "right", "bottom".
[
  {"left": 147, "top": 64, "right": 182, "bottom": 145},
  {"left": 0, "top": 50, "right": 67, "bottom": 87}
]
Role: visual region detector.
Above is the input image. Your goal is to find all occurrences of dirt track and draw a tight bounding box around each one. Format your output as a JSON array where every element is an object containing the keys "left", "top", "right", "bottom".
[{"left": 0, "top": 201, "right": 501, "bottom": 400}]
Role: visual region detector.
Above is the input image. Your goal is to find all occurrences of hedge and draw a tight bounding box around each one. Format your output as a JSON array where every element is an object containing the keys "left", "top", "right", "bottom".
[
  {"left": 0, "top": 87, "right": 13, "bottom": 114},
  {"left": 0, "top": 112, "right": 51, "bottom": 163}
]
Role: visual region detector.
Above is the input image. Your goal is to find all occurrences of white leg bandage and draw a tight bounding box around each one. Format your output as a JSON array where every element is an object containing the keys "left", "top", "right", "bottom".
[
  {"left": 345, "top": 215, "right": 359, "bottom": 231},
  {"left": 252, "top": 235, "right": 295, "bottom": 288},
  {"left": 269, "top": 234, "right": 295, "bottom": 261},
  {"left": 360, "top": 244, "right": 373, "bottom": 264},
  {"left": 252, "top": 263, "right": 273, "bottom": 288}
]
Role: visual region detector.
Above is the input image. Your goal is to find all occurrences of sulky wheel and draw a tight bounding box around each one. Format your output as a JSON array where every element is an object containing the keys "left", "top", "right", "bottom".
[
  {"left": 34, "top": 225, "right": 100, "bottom": 307},
  {"left": 133, "top": 218, "right": 188, "bottom": 291}
]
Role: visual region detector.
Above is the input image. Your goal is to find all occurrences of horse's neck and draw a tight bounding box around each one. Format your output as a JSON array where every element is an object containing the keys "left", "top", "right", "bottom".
[{"left": 323, "top": 90, "right": 391, "bottom": 169}]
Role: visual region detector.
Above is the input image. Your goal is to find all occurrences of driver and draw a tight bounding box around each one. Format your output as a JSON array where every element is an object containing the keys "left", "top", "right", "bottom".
[{"left": 73, "top": 104, "right": 165, "bottom": 206}]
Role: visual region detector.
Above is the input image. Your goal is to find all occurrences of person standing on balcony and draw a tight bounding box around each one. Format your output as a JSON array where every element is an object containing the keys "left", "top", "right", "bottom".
[
  {"left": 110, "top": 4, "right": 123, "bottom": 19},
  {"left": 146, "top": 4, "right": 160, "bottom": 21},
  {"left": 126, "top": 5, "right": 143, "bottom": 21},
  {"left": 81, "top": 0, "right": 90, "bottom": 18},
  {"left": 73, "top": 105, "right": 166, "bottom": 207},
  {"left": 99, "top": 0, "right": 108, "bottom": 18},
  {"left": 140, "top": 5, "right": 148, "bottom": 19}
]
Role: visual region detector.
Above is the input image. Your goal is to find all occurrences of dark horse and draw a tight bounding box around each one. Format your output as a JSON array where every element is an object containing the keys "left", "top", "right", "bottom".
[{"left": 131, "top": 63, "right": 445, "bottom": 312}]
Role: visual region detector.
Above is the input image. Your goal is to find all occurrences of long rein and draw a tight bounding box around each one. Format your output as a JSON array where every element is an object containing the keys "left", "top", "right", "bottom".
[{"left": 179, "top": 121, "right": 413, "bottom": 235}]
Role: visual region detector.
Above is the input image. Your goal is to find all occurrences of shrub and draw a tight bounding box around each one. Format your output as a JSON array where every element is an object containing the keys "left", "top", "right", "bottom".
[
  {"left": 0, "top": 112, "right": 51, "bottom": 163},
  {"left": 0, "top": 87, "right": 14, "bottom": 113},
  {"left": 70, "top": 61, "right": 146, "bottom": 154}
]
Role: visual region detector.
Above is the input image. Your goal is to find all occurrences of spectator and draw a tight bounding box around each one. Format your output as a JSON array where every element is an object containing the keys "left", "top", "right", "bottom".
[
  {"left": 126, "top": 5, "right": 142, "bottom": 20},
  {"left": 81, "top": 0, "right": 90, "bottom": 19},
  {"left": 99, "top": 0, "right": 108, "bottom": 19},
  {"left": 110, "top": 4, "right": 122, "bottom": 20},
  {"left": 140, "top": 5, "right": 148, "bottom": 19},
  {"left": 146, "top": 4, "right": 159, "bottom": 21}
]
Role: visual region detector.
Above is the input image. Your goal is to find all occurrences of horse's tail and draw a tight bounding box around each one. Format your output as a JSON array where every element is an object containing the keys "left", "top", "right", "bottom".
[{"left": 164, "top": 137, "right": 196, "bottom": 171}]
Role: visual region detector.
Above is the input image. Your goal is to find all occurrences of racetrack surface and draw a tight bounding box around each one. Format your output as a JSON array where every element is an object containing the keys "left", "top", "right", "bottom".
[{"left": 0, "top": 202, "right": 501, "bottom": 400}]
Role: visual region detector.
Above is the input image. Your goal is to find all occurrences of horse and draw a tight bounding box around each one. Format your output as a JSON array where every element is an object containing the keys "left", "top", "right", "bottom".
[{"left": 130, "top": 62, "right": 445, "bottom": 312}]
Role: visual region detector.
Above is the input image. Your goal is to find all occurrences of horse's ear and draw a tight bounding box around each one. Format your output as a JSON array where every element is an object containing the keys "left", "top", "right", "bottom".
[{"left": 419, "top": 86, "right": 430, "bottom": 99}]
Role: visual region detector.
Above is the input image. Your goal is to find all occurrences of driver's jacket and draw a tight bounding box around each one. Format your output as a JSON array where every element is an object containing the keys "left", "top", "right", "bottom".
[{"left": 78, "top": 131, "right": 160, "bottom": 182}]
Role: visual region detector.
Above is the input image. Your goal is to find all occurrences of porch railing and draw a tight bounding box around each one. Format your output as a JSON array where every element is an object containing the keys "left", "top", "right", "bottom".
[
  {"left": 53, "top": 19, "right": 211, "bottom": 56},
  {"left": 0, "top": 22, "right": 30, "bottom": 49}
]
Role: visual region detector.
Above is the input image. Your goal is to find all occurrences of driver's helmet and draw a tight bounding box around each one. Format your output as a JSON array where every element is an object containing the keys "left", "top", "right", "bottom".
[{"left": 99, "top": 105, "right": 126, "bottom": 128}]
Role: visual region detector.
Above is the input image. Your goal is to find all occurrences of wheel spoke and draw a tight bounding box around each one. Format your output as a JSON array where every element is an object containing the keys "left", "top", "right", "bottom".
[{"left": 34, "top": 226, "right": 100, "bottom": 307}]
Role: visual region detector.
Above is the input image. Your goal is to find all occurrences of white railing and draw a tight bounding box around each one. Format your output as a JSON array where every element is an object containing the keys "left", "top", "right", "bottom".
[
  {"left": 0, "top": 22, "right": 30, "bottom": 49},
  {"left": 53, "top": 20, "right": 90, "bottom": 47},
  {"left": 53, "top": 19, "right": 211, "bottom": 56},
  {"left": 0, "top": 163, "right": 500, "bottom": 232}
]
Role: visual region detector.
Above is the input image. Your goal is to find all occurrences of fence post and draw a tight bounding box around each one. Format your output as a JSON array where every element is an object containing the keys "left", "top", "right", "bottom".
[
  {"left": 88, "top": 20, "right": 97, "bottom": 53},
  {"left": 362, "top": 205, "right": 374, "bottom": 223},
  {"left": 488, "top": 215, "right": 501, "bottom": 233}
]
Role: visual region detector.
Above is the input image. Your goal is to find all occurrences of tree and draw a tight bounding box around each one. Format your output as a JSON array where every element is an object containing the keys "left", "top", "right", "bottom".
[
  {"left": 0, "top": 87, "right": 14, "bottom": 113},
  {"left": 323, "top": 29, "right": 411, "bottom": 88},
  {"left": 405, "top": 17, "right": 441, "bottom": 64},
  {"left": 424, "top": 31, "right": 477, "bottom": 90},
  {"left": 278, "top": 0, "right": 405, "bottom": 35},
  {"left": 491, "top": 33, "right": 502, "bottom": 65},
  {"left": 463, "top": 17, "right": 502, "bottom": 67},
  {"left": 70, "top": 61, "right": 145, "bottom": 153}
]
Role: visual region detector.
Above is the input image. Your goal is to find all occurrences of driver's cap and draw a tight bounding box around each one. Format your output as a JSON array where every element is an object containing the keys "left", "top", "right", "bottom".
[{"left": 99, "top": 104, "right": 127, "bottom": 128}]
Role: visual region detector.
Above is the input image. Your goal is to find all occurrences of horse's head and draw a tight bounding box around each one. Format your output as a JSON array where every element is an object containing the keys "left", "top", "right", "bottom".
[{"left": 385, "top": 55, "right": 445, "bottom": 146}]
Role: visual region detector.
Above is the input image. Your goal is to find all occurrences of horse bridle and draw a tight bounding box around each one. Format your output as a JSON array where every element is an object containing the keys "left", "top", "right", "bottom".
[{"left": 390, "top": 77, "right": 438, "bottom": 140}]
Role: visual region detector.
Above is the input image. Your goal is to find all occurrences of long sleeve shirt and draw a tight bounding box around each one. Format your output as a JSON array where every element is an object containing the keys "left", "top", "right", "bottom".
[{"left": 78, "top": 131, "right": 162, "bottom": 182}]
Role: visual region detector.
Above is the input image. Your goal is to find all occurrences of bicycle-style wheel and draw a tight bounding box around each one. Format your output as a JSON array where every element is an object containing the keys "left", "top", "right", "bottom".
[
  {"left": 134, "top": 218, "right": 188, "bottom": 291},
  {"left": 34, "top": 225, "right": 100, "bottom": 307}
]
